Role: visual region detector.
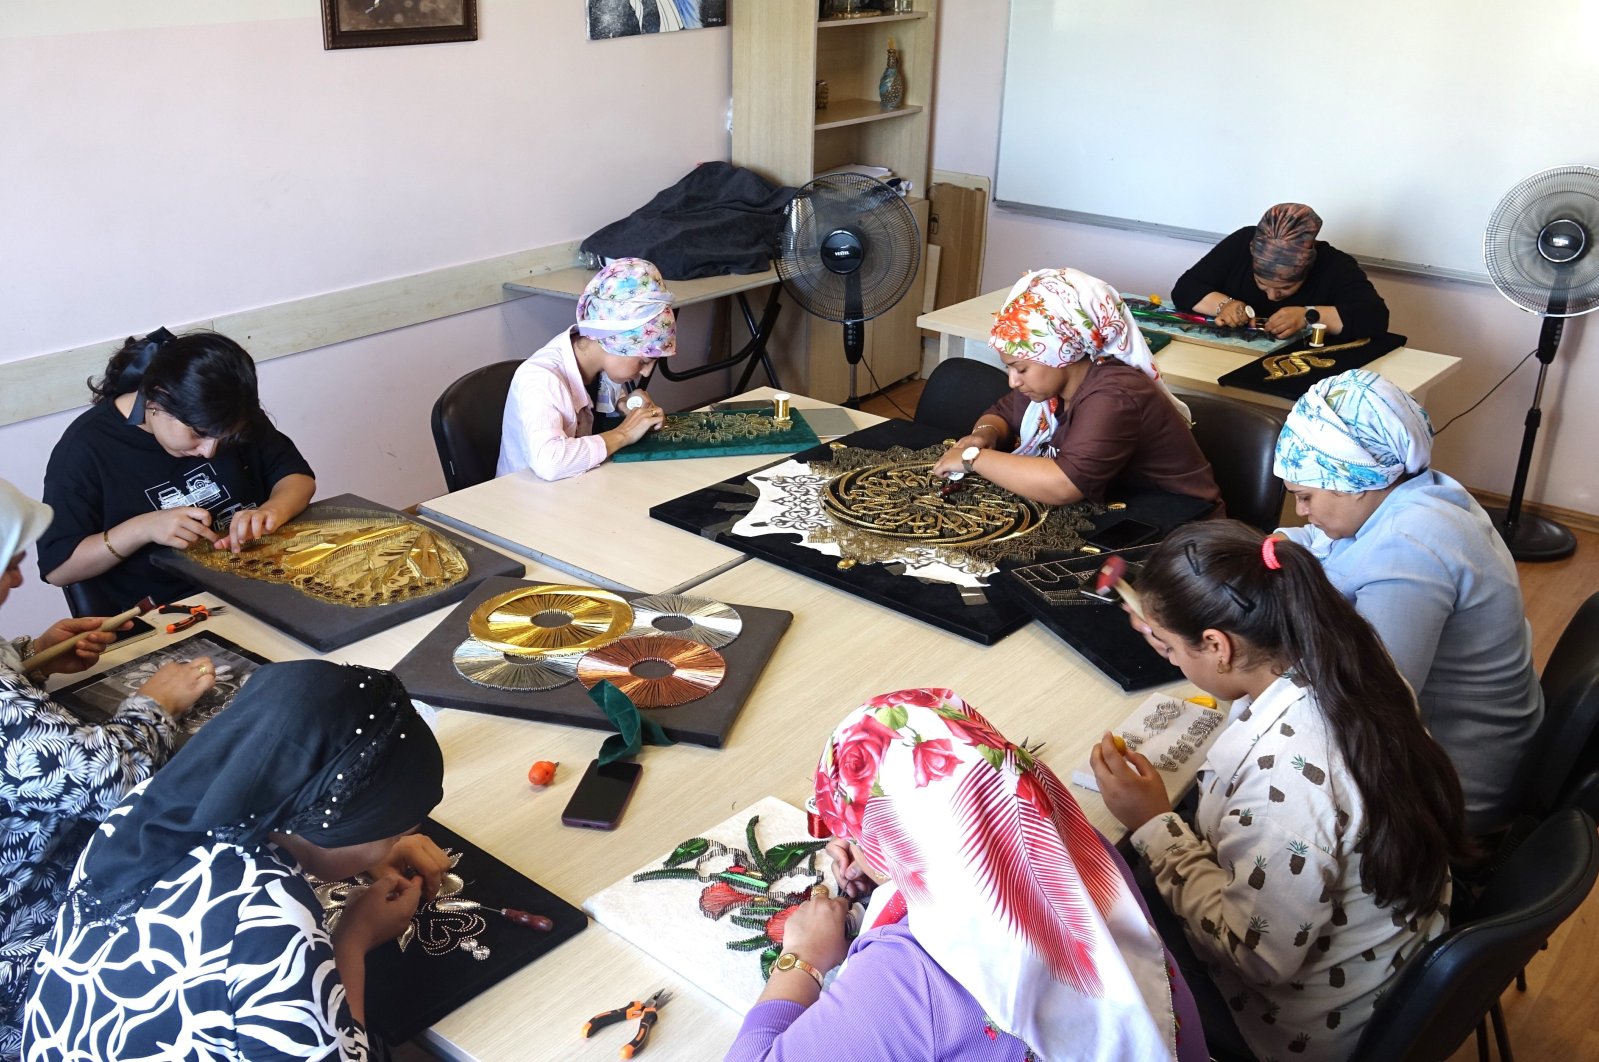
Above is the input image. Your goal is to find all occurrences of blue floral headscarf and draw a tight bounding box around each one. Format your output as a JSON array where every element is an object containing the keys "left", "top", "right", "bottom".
[{"left": 1274, "top": 369, "right": 1433, "bottom": 492}]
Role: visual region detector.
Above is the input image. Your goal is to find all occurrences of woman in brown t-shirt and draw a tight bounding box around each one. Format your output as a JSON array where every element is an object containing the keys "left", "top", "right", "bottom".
[{"left": 932, "top": 268, "right": 1221, "bottom": 511}]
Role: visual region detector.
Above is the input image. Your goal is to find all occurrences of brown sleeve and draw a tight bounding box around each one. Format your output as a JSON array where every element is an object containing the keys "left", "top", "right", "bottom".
[
  {"left": 982, "top": 388, "right": 1029, "bottom": 440},
  {"left": 1053, "top": 387, "right": 1144, "bottom": 502}
]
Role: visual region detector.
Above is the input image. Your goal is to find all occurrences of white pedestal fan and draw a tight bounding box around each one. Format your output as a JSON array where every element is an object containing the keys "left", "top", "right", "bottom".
[{"left": 1482, "top": 165, "right": 1599, "bottom": 561}]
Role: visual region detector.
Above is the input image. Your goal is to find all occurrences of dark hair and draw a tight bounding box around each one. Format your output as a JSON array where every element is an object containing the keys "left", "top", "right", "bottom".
[
  {"left": 90, "top": 330, "right": 263, "bottom": 439},
  {"left": 1139, "top": 520, "right": 1469, "bottom": 917}
]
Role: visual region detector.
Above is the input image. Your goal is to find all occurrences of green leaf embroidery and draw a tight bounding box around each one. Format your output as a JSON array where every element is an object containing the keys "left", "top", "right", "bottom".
[
  {"left": 662, "top": 837, "right": 710, "bottom": 869},
  {"left": 875, "top": 705, "right": 909, "bottom": 731},
  {"left": 978, "top": 745, "right": 1007, "bottom": 771}
]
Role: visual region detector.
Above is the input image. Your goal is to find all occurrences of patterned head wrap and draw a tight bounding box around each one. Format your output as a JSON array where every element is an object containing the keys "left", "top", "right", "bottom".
[
  {"left": 815, "top": 689, "right": 1178, "bottom": 1061},
  {"left": 1274, "top": 369, "right": 1433, "bottom": 492},
  {"left": 0, "top": 478, "right": 52, "bottom": 569},
  {"left": 576, "top": 257, "right": 677, "bottom": 359},
  {"left": 1249, "top": 203, "right": 1322, "bottom": 284},
  {"left": 78, "top": 660, "right": 443, "bottom": 911}
]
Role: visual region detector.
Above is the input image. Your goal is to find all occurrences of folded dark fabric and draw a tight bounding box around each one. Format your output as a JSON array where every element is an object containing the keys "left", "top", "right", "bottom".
[{"left": 581, "top": 161, "right": 798, "bottom": 280}]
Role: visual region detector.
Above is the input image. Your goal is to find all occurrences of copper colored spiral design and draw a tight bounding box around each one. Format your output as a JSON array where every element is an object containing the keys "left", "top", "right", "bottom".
[{"left": 576, "top": 636, "right": 726, "bottom": 708}]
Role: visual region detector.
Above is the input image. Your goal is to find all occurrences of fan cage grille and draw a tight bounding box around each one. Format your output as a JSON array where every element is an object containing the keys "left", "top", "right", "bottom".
[
  {"left": 1484, "top": 165, "right": 1599, "bottom": 316},
  {"left": 777, "top": 173, "right": 922, "bottom": 324}
]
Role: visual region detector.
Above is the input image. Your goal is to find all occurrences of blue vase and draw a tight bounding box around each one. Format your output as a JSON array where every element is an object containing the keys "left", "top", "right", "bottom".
[{"left": 879, "top": 44, "right": 905, "bottom": 111}]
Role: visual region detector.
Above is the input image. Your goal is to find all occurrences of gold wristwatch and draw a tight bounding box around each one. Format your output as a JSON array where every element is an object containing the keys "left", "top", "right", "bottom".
[{"left": 772, "top": 951, "right": 825, "bottom": 987}]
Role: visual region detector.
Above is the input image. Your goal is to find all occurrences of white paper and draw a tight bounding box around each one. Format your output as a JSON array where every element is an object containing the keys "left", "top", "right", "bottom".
[{"left": 1071, "top": 692, "right": 1229, "bottom": 797}]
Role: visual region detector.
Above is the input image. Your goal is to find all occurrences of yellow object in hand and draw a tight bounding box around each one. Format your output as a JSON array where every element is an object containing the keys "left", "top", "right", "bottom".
[{"left": 1186, "top": 695, "right": 1219, "bottom": 710}]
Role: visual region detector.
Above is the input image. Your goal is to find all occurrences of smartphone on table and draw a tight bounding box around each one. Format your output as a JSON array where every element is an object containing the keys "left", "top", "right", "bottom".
[
  {"left": 1085, "top": 518, "right": 1160, "bottom": 552},
  {"left": 561, "top": 758, "right": 643, "bottom": 830}
]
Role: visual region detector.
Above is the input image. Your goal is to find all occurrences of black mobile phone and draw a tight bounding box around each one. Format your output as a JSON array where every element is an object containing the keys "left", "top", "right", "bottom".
[
  {"left": 1086, "top": 518, "right": 1160, "bottom": 552},
  {"left": 561, "top": 758, "right": 643, "bottom": 830}
]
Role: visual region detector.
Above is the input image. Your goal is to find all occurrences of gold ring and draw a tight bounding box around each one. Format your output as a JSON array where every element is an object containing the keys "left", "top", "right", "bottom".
[
  {"left": 810, "top": 884, "right": 829, "bottom": 900},
  {"left": 195, "top": 664, "right": 211, "bottom": 675}
]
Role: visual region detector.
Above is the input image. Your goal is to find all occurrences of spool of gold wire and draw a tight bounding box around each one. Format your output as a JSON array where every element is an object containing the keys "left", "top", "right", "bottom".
[
  {"left": 576, "top": 635, "right": 726, "bottom": 708},
  {"left": 468, "top": 585, "right": 634, "bottom": 657}
]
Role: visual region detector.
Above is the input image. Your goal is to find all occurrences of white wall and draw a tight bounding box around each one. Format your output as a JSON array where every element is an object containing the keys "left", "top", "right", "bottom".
[
  {"left": 0, "top": 5, "right": 732, "bottom": 631},
  {"left": 931, "top": 0, "right": 1598, "bottom": 524}
]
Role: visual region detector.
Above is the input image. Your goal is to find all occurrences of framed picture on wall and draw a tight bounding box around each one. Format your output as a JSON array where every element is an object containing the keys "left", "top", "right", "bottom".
[
  {"left": 322, "top": 0, "right": 479, "bottom": 50},
  {"left": 588, "top": 0, "right": 728, "bottom": 40}
]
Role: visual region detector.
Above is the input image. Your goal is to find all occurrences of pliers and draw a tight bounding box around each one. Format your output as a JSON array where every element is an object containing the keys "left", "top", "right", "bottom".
[
  {"left": 582, "top": 989, "right": 671, "bottom": 1059},
  {"left": 159, "top": 602, "right": 226, "bottom": 634}
]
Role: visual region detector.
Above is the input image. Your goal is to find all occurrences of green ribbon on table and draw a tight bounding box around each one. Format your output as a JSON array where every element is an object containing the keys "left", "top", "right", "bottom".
[{"left": 589, "top": 680, "right": 676, "bottom": 766}]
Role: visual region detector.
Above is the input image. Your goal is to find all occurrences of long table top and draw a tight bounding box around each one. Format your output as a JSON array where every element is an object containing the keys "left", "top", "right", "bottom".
[
  {"left": 418, "top": 389, "right": 881, "bottom": 593},
  {"left": 917, "top": 288, "right": 1462, "bottom": 409}
]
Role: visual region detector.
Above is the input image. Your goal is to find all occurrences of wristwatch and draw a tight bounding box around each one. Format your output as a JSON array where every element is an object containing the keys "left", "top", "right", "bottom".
[
  {"left": 773, "top": 951, "right": 825, "bottom": 987},
  {"left": 961, "top": 445, "right": 981, "bottom": 474},
  {"left": 1304, "top": 306, "right": 1321, "bottom": 325}
]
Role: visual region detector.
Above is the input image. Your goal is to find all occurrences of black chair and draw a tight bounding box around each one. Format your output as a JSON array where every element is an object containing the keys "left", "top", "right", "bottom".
[
  {"left": 1531, "top": 592, "right": 1599, "bottom": 817},
  {"left": 1176, "top": 390, "right": 1286, "bottom": 533},
  {"left": 63, "top": 579, "right": 114, "bottom": 619},
  {"left": 1351, "top": 808, "right": 1598, "bottom": 1061},
  {"left": 430, "top": 360, "right": 524, "bottom": 493},
  {"left": 912, "top": 357, "right": 1010, "bottom": 437}
]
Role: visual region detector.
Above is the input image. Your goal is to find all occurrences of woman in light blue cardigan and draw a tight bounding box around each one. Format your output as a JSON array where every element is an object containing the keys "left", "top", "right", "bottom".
[{"left": 1273, "top": 369, "right": 1543, "bottom": 836}]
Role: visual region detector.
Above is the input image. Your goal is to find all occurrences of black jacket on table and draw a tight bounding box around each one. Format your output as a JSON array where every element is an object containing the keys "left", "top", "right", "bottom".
[{"left": 1171, "top": 226, "right": 1390, "bottom": 340}]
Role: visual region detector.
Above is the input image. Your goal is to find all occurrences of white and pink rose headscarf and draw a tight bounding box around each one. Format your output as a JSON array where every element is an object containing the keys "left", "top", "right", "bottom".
[
  {"left": 815, "top": 689, "right": 1179, "bottom": 1061},
  {"left": 987, "top": 269, "right": 1190, "bottom": 454},
  {"left": 576, "top": 257, "right": 678, "bottom": 360}
]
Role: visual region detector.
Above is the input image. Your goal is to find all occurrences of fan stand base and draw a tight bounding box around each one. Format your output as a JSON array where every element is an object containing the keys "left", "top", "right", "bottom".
[{"left": 1487, "top": 507, "right": 1578, "bottom": 562}]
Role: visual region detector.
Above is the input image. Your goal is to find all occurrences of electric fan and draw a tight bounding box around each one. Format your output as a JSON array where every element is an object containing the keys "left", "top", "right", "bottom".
[
  {"left": 1482, "top": 165, "right": 1599, "bottom": 561},
  {"left": 776, "top": 173, "right": 922, "bottom": 407}
]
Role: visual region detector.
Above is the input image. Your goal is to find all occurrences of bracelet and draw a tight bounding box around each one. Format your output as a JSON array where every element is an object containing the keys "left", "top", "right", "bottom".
[
  {"left": 102, "top": 530, "right": 126, "bottom": 561},
  {"left": 1217, "top": 297, "right": 1236, "bottom": 314},
  {"left": 972, "top": 423, "right": 999, "bottom": 438},
  {"left": 772, "top": 951, "right": 825, "bottom": 988}
]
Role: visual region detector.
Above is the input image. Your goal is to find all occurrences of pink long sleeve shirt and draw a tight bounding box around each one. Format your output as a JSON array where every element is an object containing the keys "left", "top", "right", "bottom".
[{"left": 496, "top": 330, "right": 609, "bottom": 481}]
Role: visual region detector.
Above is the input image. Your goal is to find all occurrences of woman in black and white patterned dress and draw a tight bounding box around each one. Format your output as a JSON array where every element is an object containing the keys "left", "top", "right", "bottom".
[
  {"left": 22, "top": 660, "right": 449, "bottom": 1061},
  {"left": 0, "top": 478, "right": 214, "bottom": 1061}
]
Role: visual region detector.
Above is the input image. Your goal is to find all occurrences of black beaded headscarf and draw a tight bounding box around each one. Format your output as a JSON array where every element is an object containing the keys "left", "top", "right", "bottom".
[{"left": 77, "top": 659, "right": 443, "bottom": 912}]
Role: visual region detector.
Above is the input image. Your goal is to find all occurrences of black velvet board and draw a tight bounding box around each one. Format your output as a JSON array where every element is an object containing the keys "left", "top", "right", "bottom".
[
  {"left": 1214, "top": 332, "right": 1407, "bottom": 401},
  {"left": 649, "top": 419, "right": 1215, "bottom": 646},
  {"left": 990, "top": 545, "right": 1183, "bottom": 692},
  {"left": 360, "top": 818, "right": 587, "bottom": 1043},
  {"left": 150, "top": 493, "right": 525, "bottom": 653},
  {"left": 390, "top": 576, "right": 792, "bottom": 748}
]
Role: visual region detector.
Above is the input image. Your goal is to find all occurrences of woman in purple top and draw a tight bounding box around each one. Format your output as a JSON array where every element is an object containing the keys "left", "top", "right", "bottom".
[{"left": 726, "top": 689, "right": 1209, "bottom": 1062}]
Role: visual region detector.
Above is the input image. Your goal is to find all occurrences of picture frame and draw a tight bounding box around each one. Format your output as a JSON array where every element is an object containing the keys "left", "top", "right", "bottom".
[
  {"left": 54, "top": 630, "right": 272, "bottom": 736},
  {"left": 322, "top": 0, "right": 479, "bottom": 50}
]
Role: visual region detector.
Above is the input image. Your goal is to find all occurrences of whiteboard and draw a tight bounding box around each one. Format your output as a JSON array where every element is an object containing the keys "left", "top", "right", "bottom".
[{"left": 995, "top": 0, "right": 1599, "bottom": 282}]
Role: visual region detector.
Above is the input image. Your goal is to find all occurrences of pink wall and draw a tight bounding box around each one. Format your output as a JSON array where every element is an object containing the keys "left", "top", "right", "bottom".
[
  {"left": 0, "top": 7, "right": 733, "bottom": 631},
  {"left": 931, "top": 0, "right": 1598, "bottom": 525}
]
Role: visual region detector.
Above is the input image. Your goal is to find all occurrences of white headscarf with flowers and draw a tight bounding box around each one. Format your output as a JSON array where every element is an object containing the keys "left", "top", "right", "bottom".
[
  {"left": 815, "top": 689, "right": 1179, "bottom": 1061},
  {"left": 988, "top": 268, "right": 1191, "bottom": 456}
]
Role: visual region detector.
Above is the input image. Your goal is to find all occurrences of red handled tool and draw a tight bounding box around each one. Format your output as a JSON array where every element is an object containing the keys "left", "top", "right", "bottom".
[
  {"left": 1094, "top": 555, "right": 1144, "bottom": 617},
  {"left": 583, "top": 989, "right": 672, "bottom": 1059},
  {"left": 160, "top": 603, "right": 227, "bottom": 634}
]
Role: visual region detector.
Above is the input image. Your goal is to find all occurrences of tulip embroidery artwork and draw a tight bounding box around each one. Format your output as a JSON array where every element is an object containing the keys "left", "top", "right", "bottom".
[{"left": 631, "top": 816, "right": 829, "bottom": 978}]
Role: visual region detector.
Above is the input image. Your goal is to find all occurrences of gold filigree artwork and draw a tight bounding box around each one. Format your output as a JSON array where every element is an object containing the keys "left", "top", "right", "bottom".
[
  {"left": 656, "top": 412, "right": 788, "bottom": 445},
  {"left": 1261, "top": 337, "right": 1368, "bottom": 380},
  {"left": 804, "top": 444, "right": 1101, "bottom": 573},
  {"left": 186, "top": 509, "right": 468, "bottom": 607}
]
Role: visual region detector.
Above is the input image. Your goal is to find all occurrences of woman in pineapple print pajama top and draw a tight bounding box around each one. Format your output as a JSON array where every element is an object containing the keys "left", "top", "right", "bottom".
[{"left": 1092, "top": 521, "right": 1472, "bottom": 1061}]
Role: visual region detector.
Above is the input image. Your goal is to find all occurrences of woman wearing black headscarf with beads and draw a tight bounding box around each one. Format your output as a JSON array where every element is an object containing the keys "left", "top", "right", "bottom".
[{"left": 22, "top": 660, "right": 449, "bottom": 1061}]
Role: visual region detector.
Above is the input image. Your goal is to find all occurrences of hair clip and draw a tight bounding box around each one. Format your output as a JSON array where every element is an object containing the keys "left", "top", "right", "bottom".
[{"left": 1184, "top": 541, "right": 1256, "bottom": 613}]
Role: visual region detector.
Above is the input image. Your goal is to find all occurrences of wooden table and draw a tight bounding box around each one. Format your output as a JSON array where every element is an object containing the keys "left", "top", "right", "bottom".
[
  {"left": 917, "top": 289, "right": 1462, "bottom": 409},
  {"left": 417, "top": 389, "right": 880, "bottom": 593}
]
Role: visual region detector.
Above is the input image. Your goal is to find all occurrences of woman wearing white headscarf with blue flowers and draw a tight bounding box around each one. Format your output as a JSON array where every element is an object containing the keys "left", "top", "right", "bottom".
[
  {"left": 1274, "top": 370, "right": 1543, "bottom": 836},
  {"left": 0, "top": 478, "right": 213, "bottom": 1059}
]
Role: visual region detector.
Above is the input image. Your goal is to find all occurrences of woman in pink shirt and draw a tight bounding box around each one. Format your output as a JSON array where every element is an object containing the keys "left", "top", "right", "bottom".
[{"left": 497, "top": 258, "right": 675, "bottom": 480}]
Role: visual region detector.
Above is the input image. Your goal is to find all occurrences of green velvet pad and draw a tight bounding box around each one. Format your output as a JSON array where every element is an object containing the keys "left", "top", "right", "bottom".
[{"left": 611, "top": 408, "right": 822, "bottom": 463}]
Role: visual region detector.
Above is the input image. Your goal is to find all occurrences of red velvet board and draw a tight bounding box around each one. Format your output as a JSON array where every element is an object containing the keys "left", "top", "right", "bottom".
[{"left": 390, "top": 576, "right": 792, "bottom": 748}]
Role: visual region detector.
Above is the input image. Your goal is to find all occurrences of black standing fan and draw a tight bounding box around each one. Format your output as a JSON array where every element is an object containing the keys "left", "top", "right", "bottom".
[
  {"left": 1483, "top": 165, "right": 1599, "bottom": 561},
  {"left": 776, "top": 173, "right": 921, "bottom": 407}
]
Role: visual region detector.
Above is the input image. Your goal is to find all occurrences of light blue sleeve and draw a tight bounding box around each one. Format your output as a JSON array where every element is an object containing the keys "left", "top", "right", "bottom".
[{"left": 1337, "top": 531, "right": 1456, "bottom": 698}]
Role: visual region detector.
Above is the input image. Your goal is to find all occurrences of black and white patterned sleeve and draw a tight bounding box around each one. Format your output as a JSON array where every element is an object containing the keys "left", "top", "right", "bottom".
[{"left": 230, "top": 875, "right": 370, "bottom": 1062}]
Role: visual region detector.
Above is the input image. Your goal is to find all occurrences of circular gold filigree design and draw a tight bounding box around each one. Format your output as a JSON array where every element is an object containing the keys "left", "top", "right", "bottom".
[
  {"left": 576, "top": 635, "right": 726, "bottom": 708},
  {"left": 821, "top": 461, "right": 1048, "bottom": 546},
  {"left": 468, "top": 585, "right": 634, "bottom": 656}
]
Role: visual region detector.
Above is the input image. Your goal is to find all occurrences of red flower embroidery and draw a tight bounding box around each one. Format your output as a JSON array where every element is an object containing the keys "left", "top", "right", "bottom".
[
  {"left": 764, "top": 904, "right": 801, "bottom": 945},
  {"left": 865, "top": 688, "right": 951, "bottom": 712},
  {"left": 835, "top": 715, "right": 899, "bottom": 799},
  {"left": 910, "top": 738, "right": 961, "bottom": 788}
]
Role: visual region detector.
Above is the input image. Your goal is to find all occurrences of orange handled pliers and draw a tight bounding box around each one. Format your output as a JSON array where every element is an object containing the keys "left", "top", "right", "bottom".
[
  {"left": 160, "top": 603, "right": 226, "bottom": 634},
  {"left": 582, "top": 989, "right": 671, "bottom": 1059}
]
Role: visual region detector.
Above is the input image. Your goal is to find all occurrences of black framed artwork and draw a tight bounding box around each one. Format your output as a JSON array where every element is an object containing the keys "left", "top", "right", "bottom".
[{"left": 322, "top": 0, "right": 479, "bottom": 50}]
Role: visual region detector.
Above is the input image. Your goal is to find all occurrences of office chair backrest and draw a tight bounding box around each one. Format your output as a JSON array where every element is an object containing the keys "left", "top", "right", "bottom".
[
  {"left": 913, "top": 357, "right": 1010, "bottom": 438},
  {"left": 430, "top": 360, "right": 524, "bottom": 494},
  {"left": 1177, "top": 390, "right": 1286, "bottom": 533},
  {"left": 63, "top": 580, "right": 115, "bottom": 619},
  {"left": 1350, "top": 807, "right": 1599, "bottom": 1060}
]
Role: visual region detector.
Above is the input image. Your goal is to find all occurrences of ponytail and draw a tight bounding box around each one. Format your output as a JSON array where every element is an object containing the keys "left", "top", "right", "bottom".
[
  {"left": 1138, "top": 520, "right": 1469, "bottom": 917},
  {"left": 91, "top": 329, "right": 263, "bottom": 439}
]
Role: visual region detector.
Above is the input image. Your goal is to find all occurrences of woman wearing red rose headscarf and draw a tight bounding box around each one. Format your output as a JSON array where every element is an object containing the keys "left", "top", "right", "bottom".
[
  {"left": 933, "top": 268, "right": 1221, "bottom": 512},
  {"left": 1171, "top": 203, "right": 1389, "bottom": 340},
  {"left": 724, "top": 689, "right": 1209, "bottom": 1062}
]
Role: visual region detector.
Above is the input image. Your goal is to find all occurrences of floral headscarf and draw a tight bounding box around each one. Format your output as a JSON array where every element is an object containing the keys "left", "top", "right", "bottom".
[
  {"left": 1250, "top": 203, "right": 1322, "bottom": 284},
  {"left": 575, "top": 257, "right": 677, "bottom": 360},
  {"left": 815, "top": 690, "right": 1178, "bottom": 1061},
  {"left": 0, "top": 478, "right": 51, "bottom": 574},
  {"left": 1274, "top": 369, "right": 1433, "bottom": 493}
]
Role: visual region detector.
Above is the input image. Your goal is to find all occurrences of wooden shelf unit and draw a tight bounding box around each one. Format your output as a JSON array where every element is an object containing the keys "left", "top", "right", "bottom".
[{"left": 732, "top": 0, "right": 939, "bottom": 403}]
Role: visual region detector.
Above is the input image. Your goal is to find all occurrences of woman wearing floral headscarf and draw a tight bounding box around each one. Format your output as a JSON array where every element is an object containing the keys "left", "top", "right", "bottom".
[
  {"left": 1273, "top": 369, "right": 1542, "bottom": 836},
  {"left": 497, "top": 258, "right": 676, "bottom": 480},
  {"left": 0, "top": 478, "right": 213, "bottom": 1061},
  {"left": 725, "top": 688, "right": 1209, "bottom": 1062},
  {"left": 1171, "top": 203, "right": 1389, "bottom": 340},
  {"left": 933, "top": 268, "right": 1221, "bottom": 511}
]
